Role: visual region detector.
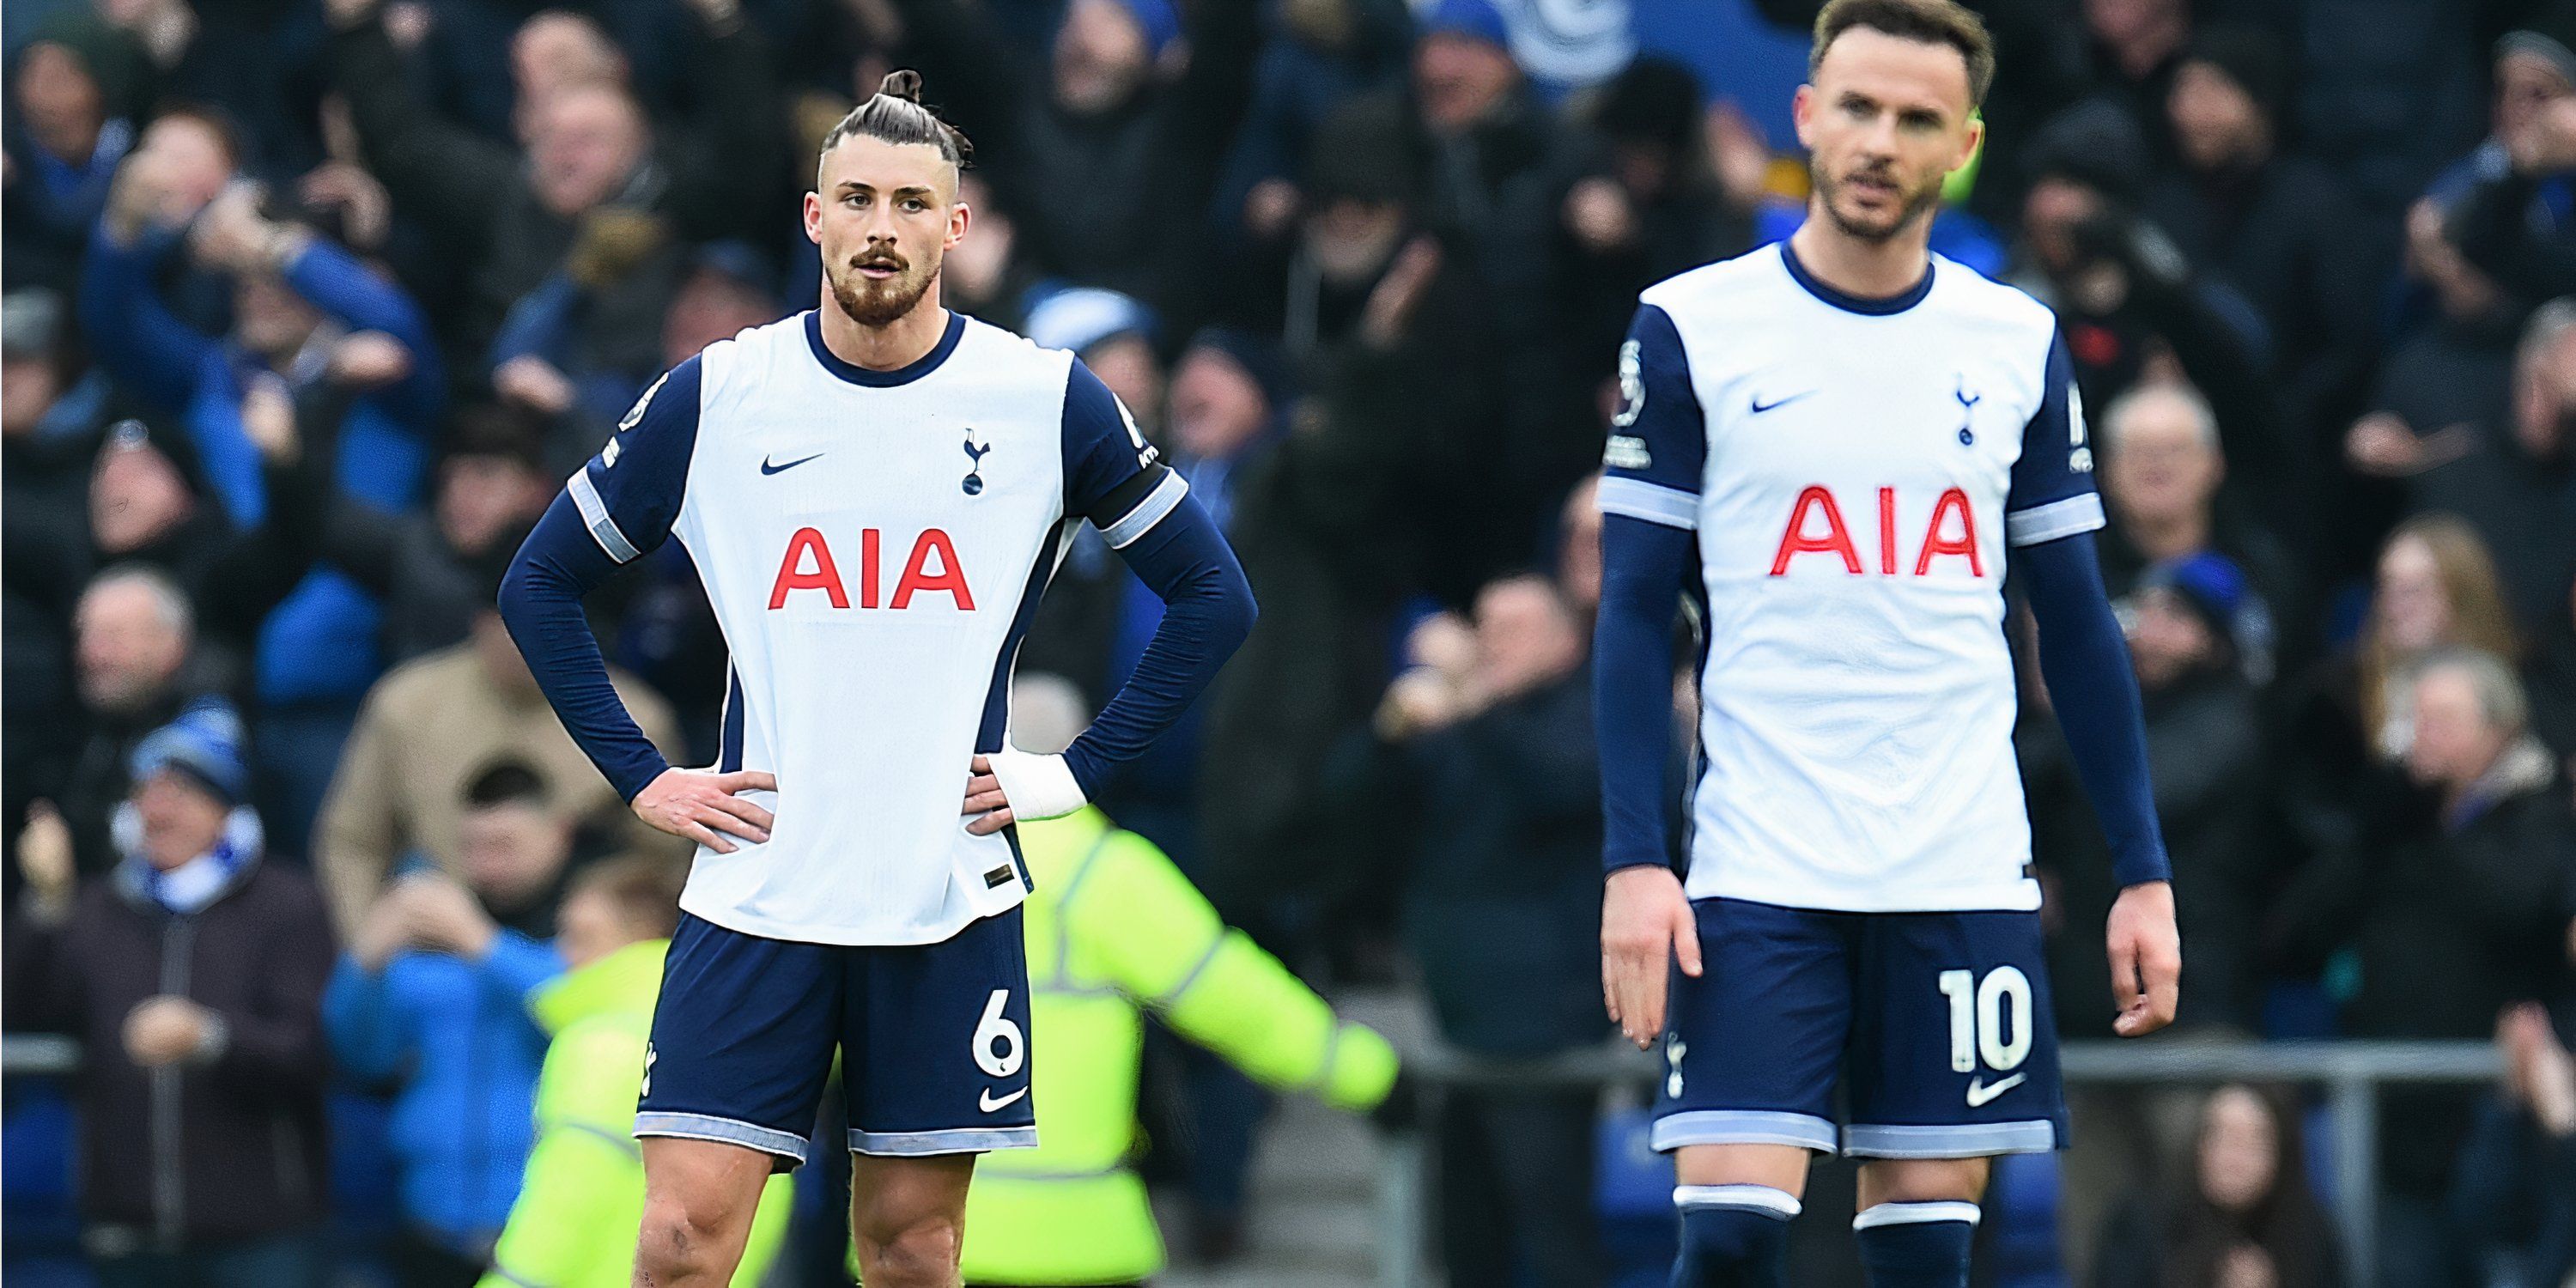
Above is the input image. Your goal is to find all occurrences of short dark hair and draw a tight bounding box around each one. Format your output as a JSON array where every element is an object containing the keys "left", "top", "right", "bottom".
[
  {"left": 818, "top": 70, "right": 973, "bottom": 179},
  {"left": 568, "top": 854, "right": 686, "bottom": 939},
  {"left": 463, "top": 759, "right": 549, "bottom": 811},
  {"left": 1811, "top": 0, "right": 1996, "bottom": 107},
  {"left": 444, "top": 402, "right": 547, "bottom": 473}
]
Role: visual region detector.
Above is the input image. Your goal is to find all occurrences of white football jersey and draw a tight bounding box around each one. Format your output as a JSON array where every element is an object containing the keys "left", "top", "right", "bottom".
[
  {"left": 569, "top": 311, "right": 1181, "bottom": 945},
  {"left": 1598, "top": 243, "right": 2102, "bottom": 913}
]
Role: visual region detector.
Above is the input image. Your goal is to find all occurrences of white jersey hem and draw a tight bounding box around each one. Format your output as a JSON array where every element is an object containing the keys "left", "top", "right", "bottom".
[
  {"left": 677, "top": 884, "right": 1027, "bottom": 947},
  {"left": 1686, "top": 878, "right": 2042, "bottom": 914}
]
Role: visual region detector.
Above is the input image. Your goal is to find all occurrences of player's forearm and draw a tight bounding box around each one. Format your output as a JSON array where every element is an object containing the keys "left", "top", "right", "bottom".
[
  {"left": 1063, "top": 497, "right": 1255, "bottom": 795},
  {"left": 1595, "top": 514, "right": 1692, "bottom": 874},
  {"left": 498, "top": 495, "right": 672, "bottom": 802},
  {"left": 2020, "top": 536, "right": 2172, "bottom": 888}
]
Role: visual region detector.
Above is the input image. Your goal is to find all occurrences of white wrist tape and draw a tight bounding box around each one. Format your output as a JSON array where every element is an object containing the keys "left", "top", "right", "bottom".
[{"left": 986, "top": 748, "right": 1085, "bottom": 822}]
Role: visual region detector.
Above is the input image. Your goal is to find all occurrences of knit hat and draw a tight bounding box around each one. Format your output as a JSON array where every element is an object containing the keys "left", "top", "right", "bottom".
[
  {"left": 2500, "top": 3, "right": 2576, "bottom": 87},
  {"left": 1182, "top": 326, "right": 1295, "bottom": 415},
  {"left": 2021, "top": 100, "right": 2149, "bottom": 203},
  {"left": 1303, "top": 94, "right": 1425, "bottom": 205},
  {"left": 2138, "top": 551, "right": 2248, "bottom": 641},
  {"left": 1419, "top": 0, "right": 1509, "bottom": 51},
  {"left": 1595, "top": 56, "right": 1704, "bottom": 154},
  {"left": 131, "top": 701, "right": 250, "bottom": 805},
  {"left": 2182, "top": 25, "right": 2287, "bottom": 123},
  {"left": 1021, "top": 285, "right": 1156, "bottom": 357}
]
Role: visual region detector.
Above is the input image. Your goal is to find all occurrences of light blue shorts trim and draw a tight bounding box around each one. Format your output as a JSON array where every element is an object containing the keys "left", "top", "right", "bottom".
[
  {"left": 1649, "top": 1109, "right": 1839, "bottom": 1153},
  {"left": 634, "top": 1111, "right": 811, "bottom": 1163},
  {"left": 1841, "top": 1120, "right": 2059, "bottom": 1158},
  {"left": 848, "top": 1125, "right": 1039, "bottom": 1157}
]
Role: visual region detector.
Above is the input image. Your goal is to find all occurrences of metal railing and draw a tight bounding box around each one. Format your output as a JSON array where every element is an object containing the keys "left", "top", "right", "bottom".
[
  {"left": 5, "top": 1032, "right": 2501, "bottom": 1286},
  {"left": 1378, "top": 1038, "right": 2502, "bottom": 1288}
]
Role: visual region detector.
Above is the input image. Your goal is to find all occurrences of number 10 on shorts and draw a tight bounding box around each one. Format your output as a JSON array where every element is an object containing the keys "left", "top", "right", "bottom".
[{"left": 1937, "top": 967, "right": 2032, "bottom": 1073}]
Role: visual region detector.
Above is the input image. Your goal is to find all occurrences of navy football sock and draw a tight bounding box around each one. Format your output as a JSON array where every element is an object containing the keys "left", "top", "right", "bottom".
[
  {"left": 1853, "top": 1200, "right": 1979, "bottom": 1287},
  {"left": 1671, "top": 1185, "right": 1799, "bottom": 1287}
]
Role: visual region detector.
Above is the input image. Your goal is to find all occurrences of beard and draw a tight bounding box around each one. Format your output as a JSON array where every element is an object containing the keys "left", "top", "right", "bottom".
[
  {"left": 828, "top": 250, "right": 939, "bottom": 329},
  {"left": 1813, "top": 157, "right": 1945, "bottom": 244}
]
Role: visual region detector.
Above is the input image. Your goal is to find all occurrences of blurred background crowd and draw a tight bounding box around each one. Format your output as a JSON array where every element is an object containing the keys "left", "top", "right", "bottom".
[{"left": 5, "top": 0, "right": 2576, "bottom": 1282}]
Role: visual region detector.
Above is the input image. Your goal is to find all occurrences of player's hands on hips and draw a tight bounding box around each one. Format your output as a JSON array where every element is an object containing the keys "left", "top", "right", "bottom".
[
  {"left": 1601, "top": 865, "right": 1701, "bottom": 1050},
  {"left": 634, "top": 767, "right": 775, "bottom": 853},
  {"left": 962, "top": 750, "right": 1086, "bottom": 835},
  {"left": 2106, "top": 879, "right": 2181, "bottom": 1037}
]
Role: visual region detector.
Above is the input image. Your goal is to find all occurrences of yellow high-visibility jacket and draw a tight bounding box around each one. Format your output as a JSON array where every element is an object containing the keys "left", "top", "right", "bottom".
[
  {"left": 957, "top": 807, "right": 1400, "bottom": 1285},
  {"left": 477, "top": 939, "right": 791, "bottom": 1288}
]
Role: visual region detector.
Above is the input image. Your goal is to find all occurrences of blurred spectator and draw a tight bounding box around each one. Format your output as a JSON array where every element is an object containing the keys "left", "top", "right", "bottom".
[
  {"left": 1556, "top": 474, "right": 1602, "bottom": 621},
  {"left": 1223, "top": 94, "right": 1517, "bottom": 600},
  {"left": 313, "top": 601, "right": 682, "bottom": 936},
  {"left": 933, "top": 172, "right": 1036, "bottom": 332},
  {"left": 264, "top": 402, "right": 555, "bottom": 665},
  {"left": 896, "top": 0, "right": 1262, "bottom": 321},
  {"left": 2008, "top": 105, "right": 2302, "bottom": 531},
  {"left": 4, "top": 702, "right": 335, "bottom": 1288},
  {"left": 1410, "top": 0, "right": 1574, "bottom": 297},
  {"left": 323, "top": 761, "right": 574, "bottom": 1288},
  {"left": 2090, "top": 1084, "right": 2345, "bottom": 1288},
  {"left": 2452, "top": 1001, "right": 2576, "bottom": 1288},
  {"left": 1332, "top": 573, "right": 1604, "bottom": 1288},
  {"left": 2124, "top": 555, "right": 2269, "bottom": 1030},
  {"left": 3, "top": 13, "right": 152, "bottom": 297},
  {"left": 2352, "top": 298, "right": 2576, "bottom": 641},
  {"left": 2144, "top": 26, "right": 2379, "bottom": 454},
  {"left": 2447, "top": 7, "right": 2576, "bottom": 318},
  {"left": 2275, "top": 648, "right": 2576, "bottom": 1285},
  {"left": 1544, "top": 57, "right": 1756, "bottom": 485},
  {"left": 2075, "top": 0, "right": 2191, "bottom": 156},
  {"left": 2095, "top": 381, "right": 2293, "bottom": 676},
  {"left": 54, "top": 568, "right": 225, "bottom": 874},
  {"left": 4, "top": 290, "right": 117, "bottom": 837},
  {"left": 2275, "top": 515, "right": 2522, "bottom": 897},
  {"left": 475, "top": 854, "right": 793, "bottom": 1288},
  {"left": 1024, "top": 284, "right": 1163, "bottom": 433},
  {"left": 325, "top": 0, "right": 782, "bottom": 357},
  {"left": 82, "top": 146, "right": 447, "bottom": 854},
  {"left": 1209, "top": 0, "right": 1413, "bottom": 253}
]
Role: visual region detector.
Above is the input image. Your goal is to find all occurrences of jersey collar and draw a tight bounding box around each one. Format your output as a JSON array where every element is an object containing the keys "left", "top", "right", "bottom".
[
  {"left": 803, "top": 308, "right": 968, "bottom": 386},
  {"left": 1779, "top": 241, "right": 1935, "bottom": 316}
]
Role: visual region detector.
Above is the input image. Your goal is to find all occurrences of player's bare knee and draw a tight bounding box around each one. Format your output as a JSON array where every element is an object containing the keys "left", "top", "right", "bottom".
[
  {"left": 851, "top": 1211, "right": 963, "bottom": 1287},
  {"left": 1855, "top": 1156, "right": 1988, "bottom": 1206},
  {"left": 1673, "top": 1143, "right": 1813, "bottom": 1200},
  {"left": 635, "top": 1188, "right": 752, "bottom": 1280}
]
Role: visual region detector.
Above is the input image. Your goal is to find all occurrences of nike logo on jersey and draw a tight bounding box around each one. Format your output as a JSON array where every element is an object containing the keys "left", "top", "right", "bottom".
[
  {"left": 761, "top": 453, "right": 823, "bottom": 475},
  {"left": 1965, "top": 1073, "right": 2026, "bottom": 1107},
  {"left": 1750, "top": 391, "right": 1816, "bottom": 414},
  {"left": 979, "top": 1085, "right": 1029, "bottom": 1113}
]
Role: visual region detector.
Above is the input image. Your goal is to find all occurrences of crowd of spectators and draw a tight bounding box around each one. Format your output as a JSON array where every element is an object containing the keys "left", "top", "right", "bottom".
[{"left": 5, "top": 0, "right": 2576, "bottom": 1282}]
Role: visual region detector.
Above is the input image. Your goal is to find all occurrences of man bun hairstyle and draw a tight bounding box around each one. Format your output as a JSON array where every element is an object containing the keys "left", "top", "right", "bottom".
[
  {"left": 1812, "top": 0, "right": 1996, "bottom": 107},
  {"left": 819, "top": 70, "right": 974, "bottom": 174}
]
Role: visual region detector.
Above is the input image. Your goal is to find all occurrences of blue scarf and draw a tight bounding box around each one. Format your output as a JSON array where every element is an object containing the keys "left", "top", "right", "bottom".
[{"left": 113, "top": 805, "right": 264, "bottom": 914}]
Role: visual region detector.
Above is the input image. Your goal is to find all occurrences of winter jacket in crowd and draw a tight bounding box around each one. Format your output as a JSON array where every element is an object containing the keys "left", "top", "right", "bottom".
[{"left": 3, "top": 840, "right": 336, "bottom": 1247}]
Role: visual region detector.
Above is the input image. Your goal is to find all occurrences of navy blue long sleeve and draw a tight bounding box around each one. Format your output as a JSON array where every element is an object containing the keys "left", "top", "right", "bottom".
[
  {"left": 2020, "top": 534, "right": 2172, "bottom": 888},
  {"left": 1595, "top": 513, "right": 1696, "bottom": 873},
  {"left": 1061, "top": 489, "right": 1255, "bottom": 795},
  {"left": 496, "top": 493, "right": 671, "bottom": 802}
]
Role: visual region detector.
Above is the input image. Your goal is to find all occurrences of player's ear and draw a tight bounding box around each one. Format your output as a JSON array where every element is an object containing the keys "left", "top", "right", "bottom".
[
  {"left": 1954, "top": 113, "right": 1984, "bottom": 174},
  {"left": 1790, "top": 83, "right": 1817, "bottom": 150},
  {"left": 945, "top": 196, "right": 970, "bottom": 251},
  {"left": 802, "top": 191, "right": 823, "bottom": 246}
]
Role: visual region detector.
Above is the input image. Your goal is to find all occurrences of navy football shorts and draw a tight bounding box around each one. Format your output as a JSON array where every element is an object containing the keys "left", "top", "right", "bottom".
[
  {"left": 635, "top": 908, "right": 1036, "bottom": 1168},
  {"left": 1653, "top": 896, "right": 2069, "bottom": 1158}
]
